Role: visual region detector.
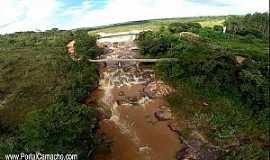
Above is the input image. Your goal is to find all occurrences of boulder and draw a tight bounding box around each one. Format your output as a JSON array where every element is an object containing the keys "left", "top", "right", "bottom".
[
  {"left": 235, "top": 56, "right": 246, "bottom": 64},
  {"left": 168, "top": 122, "right": 181, "bottom": 134},
  {"left": 176, "top": 146, "right": 193, "bottom": 160},
  {"left": 154, "top": 109, "right": 173, "bottom": 121},
  {"left": 144, "top": 81, "right": 174, "bottom": 98},
  {"left": 128, "top": 97, "right": 138, "bottom": 103},
  {"left": 202, "top": 102, "right": 209, "bottom": 106},
  {"left": 118, "top": 91, "right": 125, "bottom": 96},
  {"left": 139, "top": 146, "right": 152, "bottom": 155}
]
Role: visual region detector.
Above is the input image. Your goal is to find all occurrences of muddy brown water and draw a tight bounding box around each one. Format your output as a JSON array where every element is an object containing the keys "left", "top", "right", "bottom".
[{"left": 91, "top": 39, "right": 183, "bottom": 160}]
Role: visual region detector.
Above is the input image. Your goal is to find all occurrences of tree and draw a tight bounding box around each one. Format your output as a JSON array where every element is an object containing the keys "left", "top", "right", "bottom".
[
  {"left": 168, "top": 22, "right": 202, "bottom": 33},
  {"left": 213, "top": 25, "right": 223, "bottom": 32},
  {"left": 225, "top": 12, "right": 269, "bottom": 39},
  {"left": 224, "top": 16, "right": 243, "bottom": 38},
  {"left": 74, "top": 31, "right": 103, "bottom": 59}
]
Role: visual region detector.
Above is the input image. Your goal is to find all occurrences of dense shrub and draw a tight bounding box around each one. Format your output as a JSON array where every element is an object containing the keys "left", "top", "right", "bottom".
[
  {"left": 74, "top": 31, "right": 103, "bottom": 59},
  {"left": 137, "top": 22, "right": 269, "bottom": 159},
  {"left": 198, "top": 27, "right": 228, "bottom": 40},
  {"left": 18, "top": 101, "right": 98, "bottom": 158},
  {"left": 137, "top": 27, "right": 269, "bottom": 112},
  {"left": 0, "top": 30, "right": 102, "bottom": 159},
  {"left": 225, "top": 12, "right": 269, "bottom": 39},
  {"left": 213, "top": 25, "right": 223, "bottom": 32},
  {"left": 0, "top": 29, "right": 73, "bottom": 49},
  {"left": 168, "top": 22, "right": 202, "bottom": 33},
  {"left": 136, "top": 30, "right": 187, "bottom": 57},
  {"left": 238, "top": 59, "right": 269, "bottom": 111}
]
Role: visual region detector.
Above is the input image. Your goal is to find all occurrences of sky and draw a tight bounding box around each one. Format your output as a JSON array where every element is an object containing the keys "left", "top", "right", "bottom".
[{"left": 0, "top": 0, "right": 269, "bottom": 34}]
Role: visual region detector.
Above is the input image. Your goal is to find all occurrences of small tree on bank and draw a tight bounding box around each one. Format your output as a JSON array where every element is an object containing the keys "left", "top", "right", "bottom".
[{"left": 74, "top": 31, "right": 103, "bottom": 60}]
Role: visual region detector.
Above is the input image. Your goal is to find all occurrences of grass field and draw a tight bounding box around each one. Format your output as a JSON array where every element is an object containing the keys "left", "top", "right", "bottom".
[
  {"left": 0, "top": 46, "right": 98, "bottom": 132},
  {"left": 88, "top": 16, "right": 225, "bottom": 33}
]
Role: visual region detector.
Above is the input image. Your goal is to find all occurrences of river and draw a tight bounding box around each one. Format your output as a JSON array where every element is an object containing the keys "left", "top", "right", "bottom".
[{"left": 90, "top": 34, "right": 183, "bottom": 160}]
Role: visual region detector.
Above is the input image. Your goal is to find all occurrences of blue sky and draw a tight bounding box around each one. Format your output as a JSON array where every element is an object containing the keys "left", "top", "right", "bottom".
[
  {"left": 0, "top": 0, "right": 269, "bottom": 34},
  {"left": 64, "top": 0, "right": 109, "bottom": 10}
]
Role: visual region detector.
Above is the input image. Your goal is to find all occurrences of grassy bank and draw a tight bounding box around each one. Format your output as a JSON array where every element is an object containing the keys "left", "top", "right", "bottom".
[
  {"left": 0, "top": 31, "right": 104, "bottom": 159},
  {"left": 136, "top": 12, "right": 269, "bottom": 159}
]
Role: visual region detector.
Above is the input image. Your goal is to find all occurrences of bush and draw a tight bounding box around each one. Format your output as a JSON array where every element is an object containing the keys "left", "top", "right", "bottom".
[
  {"left": 0, "top": 30, "right": 74, "bottom": 49},
  {"left": 136, "top": 30, "right": 182, "bottom": 57},
  {"left": 0, "top": 30, "right": 102, "bottom": 159},
  {"left": 213, "top": 25, "right": 223, "bottom": 32},
  {"left": 199, "top": 28, "right": 227, "bottom": 40},
  {"left": 168, "top": 22, "right": 202, "bottom": 33},
  {"left": 238, "top": 60, "right": 269, "bottom": 111},
  {"left": 74, "top": 31, "right": 103, "bottom": 59},
  {"left": 225, "top": 13, "right": 269, "bottom": 39},
  {"left": 18, "top": 101, "right": 98, "bottom": 158},
  {"left": 137, "top": 29, "right": 269, "bottom": 111},
  {"left": 136, "top": 15, "right": 269, "bottom": 160}
]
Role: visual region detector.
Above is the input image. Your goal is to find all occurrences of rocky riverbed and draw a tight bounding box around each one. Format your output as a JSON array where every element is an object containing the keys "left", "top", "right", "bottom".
[{"left": 91, "top": 37, "right": 183, "bottom": 160}]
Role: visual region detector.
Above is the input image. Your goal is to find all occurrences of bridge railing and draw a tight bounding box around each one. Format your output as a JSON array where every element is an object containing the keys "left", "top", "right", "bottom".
[{"left": 88, "top": 58, "right": 178, "bottom": 63}]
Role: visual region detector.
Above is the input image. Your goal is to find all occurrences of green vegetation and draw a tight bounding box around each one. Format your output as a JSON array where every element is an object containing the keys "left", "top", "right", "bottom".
[
  {"left": 0, "top": 30, "right": 73, "bottom": 49},
  {"left": 0, "top": 29, "right": 105, "bottom": 159},
  {"left": 88, "top": 16, "right": 225, "bottom": 33},
  {"left": 0, "top": 13, "right": 268, "bottom": 159},
  {"left": 19, "top": 102, "right": 98, "bottom": 158},
  {"left": 225, "top": 13, "right": 269, "bottom": 39},
  {"left": 168, "top": 22, "right": 202, "bottom": 33},
  {"left": 136, "top": 12, "right": 269, "bottom": 159},
  {"left": 74, "top": 31, "right": 103, "bottom": 59}
]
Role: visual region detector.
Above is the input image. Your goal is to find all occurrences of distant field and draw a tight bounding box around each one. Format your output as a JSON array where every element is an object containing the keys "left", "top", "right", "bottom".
[{"left": 89, "top": 16, "right": 226, "bottom": 33}]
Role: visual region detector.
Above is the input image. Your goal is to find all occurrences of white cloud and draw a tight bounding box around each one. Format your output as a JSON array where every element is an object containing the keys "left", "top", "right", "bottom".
[
  {"left": 0, "top": 0, "right": 269, "bottom": 34},
  {"left": 0, "top": 0, "right": 60, "bottom": 33},
  {"left": 66, "top": 0, "right": 269, "bottom": 29},
  {"left": 0, "top": 1, "right": 22, "bottom": 26}
]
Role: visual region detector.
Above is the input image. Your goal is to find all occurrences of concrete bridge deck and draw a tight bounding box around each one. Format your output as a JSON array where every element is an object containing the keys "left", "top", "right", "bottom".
[
  {"left": 97, "top": 30, "right": 150, "bottom": 39},
  {"left": 88, "top": 58, "right": 178, "bottom": 63}
]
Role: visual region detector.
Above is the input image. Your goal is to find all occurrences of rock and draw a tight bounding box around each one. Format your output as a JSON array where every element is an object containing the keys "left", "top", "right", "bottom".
[
  {"left": 118, "top": 91, "right": 125, "bottom": 96},
  {"left": 237, "top": 136, "right": 251, "bottom": 145},
  {"left": 202, "top": 102, "right": 209, "bottom": 106},
  {"left": 113, "top": 42, "right": 119, "bottom": 48},
  {"left": 235, "top": 56, "right": 246, "bottom": 64},
  {"left": 96, "top": 108, "right": 108, "bottom": 120},
  {"left": 144, "top": 81, "right": 174, "bottom": 98},
  {"left": 139, "top": 146, "right": 152, "bottom": 154},
  {"left": 159, "top": 105, "right": 167, "bottom": 110},
  {"left": 190, "top": 131, "right": 208, "bottom": 147},
  {"left": 116, "top": 99, "right": 134, "bottom": 106},
  {"left": 154, "top": 109, "right": 173, "bottom": 121},
  {"left": 182, "top": 131, "right": 227, "bottom": 160},
  {"left": 198, "top": 148, "right": 223, "bottom": 160},
  {"left": 168, "top": 122, "right": 181, "bottom": 134},
  {"left": 138, "top": 96, "right": 150, "bottom": 105},
  {"left": 145, "top": 114, "right": 158, "bottom": 125},
  {"left": 176, "top": 146, "right": 194, "bottom": 160},
  {"left": 128, "top": 97, "right": 138, "bottom": 103}
]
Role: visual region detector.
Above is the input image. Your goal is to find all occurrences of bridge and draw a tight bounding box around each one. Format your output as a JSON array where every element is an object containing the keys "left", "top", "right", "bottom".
[
  {"left": 88, "top": 58, "right": 178, "bottom": 63},
  {"left": 98, "top": 32, "right": 140, "bottom": 39},
  {"left": 97, "top": 30, "right": 151, "bottom": 39}
]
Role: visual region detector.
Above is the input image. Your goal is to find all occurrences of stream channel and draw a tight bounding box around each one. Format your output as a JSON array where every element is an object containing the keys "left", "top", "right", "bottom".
[{"left": 90, "top": 35, "right": 183, "bottom": 160}]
